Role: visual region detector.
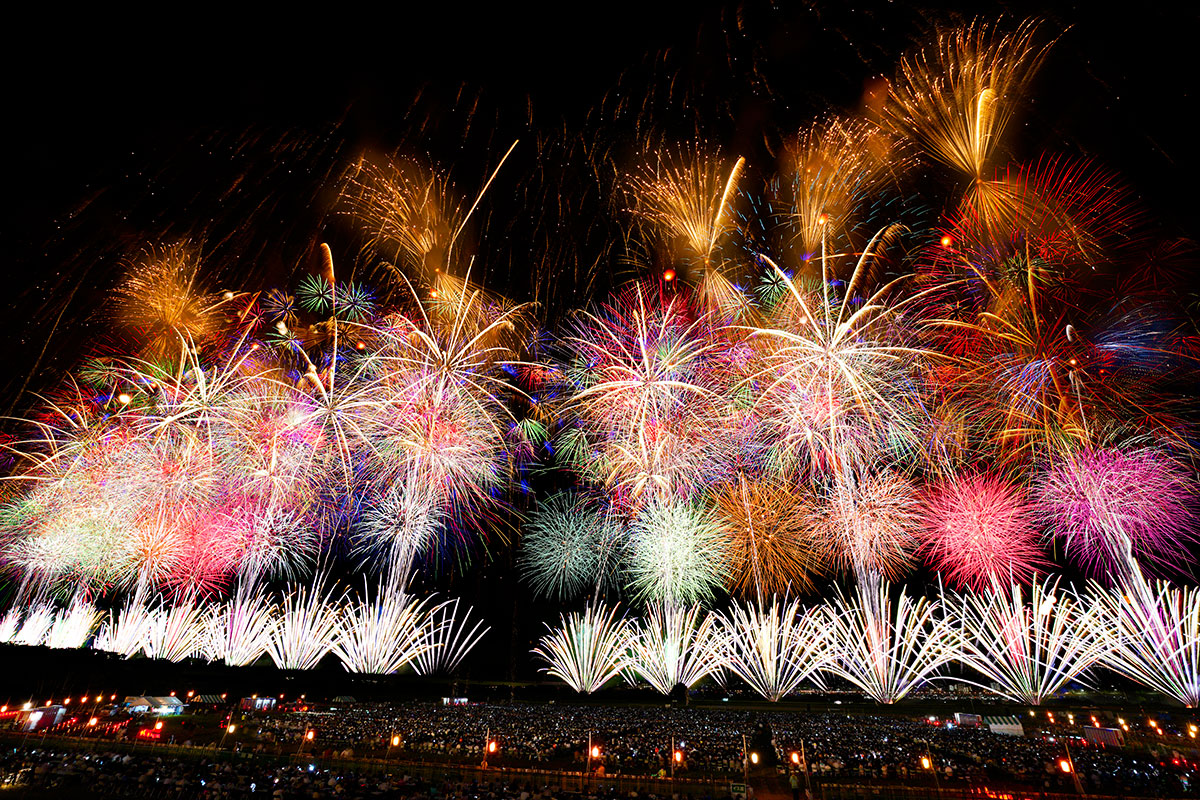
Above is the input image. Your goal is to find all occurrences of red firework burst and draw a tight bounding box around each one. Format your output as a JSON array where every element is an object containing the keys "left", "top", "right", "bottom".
[{"left": 919, "top": 473, "right": 1046, "bottom": 590}]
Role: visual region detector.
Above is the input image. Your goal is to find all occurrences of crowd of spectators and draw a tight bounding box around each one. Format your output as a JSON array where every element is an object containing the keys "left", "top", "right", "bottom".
[
  {"left": 245, "top": 702, "right": 1195, "bottom": 796},
  {"left": 0, "top": 746, "right": 624, "bottom": 800}
]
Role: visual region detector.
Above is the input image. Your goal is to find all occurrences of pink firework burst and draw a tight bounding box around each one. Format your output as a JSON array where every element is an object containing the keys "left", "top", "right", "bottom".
[
  {"left": 1036, "top": 446, "right": 1196, "bottom": 579},
  {"left": 919, "top": 474, "right": 1046, "bottom": 590}
]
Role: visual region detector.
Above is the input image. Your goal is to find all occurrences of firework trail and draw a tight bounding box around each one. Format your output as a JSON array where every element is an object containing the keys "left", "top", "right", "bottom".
[
  {"left": 1093, "top": 580, "right": 1200, "bottom": 708},
  {"left": 0, "top": 608, "right": 20, "bottom": 643},
  {"left": 532, "top": 603, "right": 631, "bottom": 693},
  {"left": 45, "top": 597, "right": 101, "bottom": 649},
  {"left": 265, "top": 579, "right": 344, "bottom": 671},
  {"left": 948, "top": 577, "right": 1101, "bottom": 705},
  {"left": 625, "top": 602, "right": 723, "bottom": 694},
  {"left": 92, "top": 599, "right": 152, "bottom": 657},
  {"left": 824, "top": 579, "right": 959, "bottom": 704},
  {"left": 718, "top": 596, "right": 831, "bottom": 701},
  {"left": 13, "top": 601, "right": 55, "bottom": 646},
  {"left": 330, "top": 580, "right": 438, "bottom": 674},
  {"left": 200, "top": 581, "right": 276, "bottom": 666},
  {"left": 411, "top": 597, "right": 490, "bottom": 676},
  {"left": 142, "top": 598, "right": 206, "bottom": 662}
]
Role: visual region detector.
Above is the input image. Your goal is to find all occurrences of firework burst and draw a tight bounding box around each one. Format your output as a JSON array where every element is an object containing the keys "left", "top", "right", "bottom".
[
  {"left": 919, "top": 473, "right": 1045, "bottom": 589},
  {"left": 1037, "top": 446, "right": 1196, "bottom": 581},
  {"left": 626, "top": 499, "right": 731, "bottom": 606}
]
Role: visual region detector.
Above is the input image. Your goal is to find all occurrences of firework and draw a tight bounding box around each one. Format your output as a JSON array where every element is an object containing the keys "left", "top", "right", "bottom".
[
  {"left": 824, "top": 580, "right": 959, "bottom": 704},
  {"left": 1037, "top": 446, "right": 1196, "bottom": 581},
  {"left": 782, "top": 117, "right": 902, "bottom": 258},
  {"left": 265, "top": 579, "right": 344, "bottom": 671},
  {"left": 92, "top": 599, "right": 152, "bottom": 657},
  {"left": 411, "top": 597, "right": 490, "bottom": 676},
  {"left": 625, "top": 602, "right": 723, "bottom": 694},
  {"left": 341, "top": 156, "right": 462, "bottom": 282},
  {"left": 13, "top": 601, "right": 55, "bottom": 646},
  {"left": 626, "top": 150, "right": 745, "bottom": 269},
  {"left": 330, "top": 581, "right": 437, "bottom": 674},
  {"left": 532, "top": 603, "right": 631, "bottom": 693},
  {"left": 719, "top": 596, "right": 831, "bottom": 701},
  {"left": 0, "top": 608, "right": 20, "bottom": 643},
  {"left": 817, "top": 472, "right": 921, "bottom": 582},
  {"left": 558, "top": 285, "right": 736, "bottom": 504},
  {"left": 746, "top": 231, "right": 932, "bottom": 481},
  {"left": 46, "top": 598, "right": 102, "bottom": 649},
  {"left": 626, "top": 499, "right": 730, "bottom": 606},
  {"left": 884, "top": 19, "right": 1052, "bottom": 184},
  {"left": 919, "top": 474, "right": 1045, "bottom": 589},
  {"left": 142, "top": 598, "right": 206, "bottom": 662},
  {"left": 1092, "top": 579, "right": 1200, "bottom": 707},
  {"left": 114, "top": 243, "right": 226, "bottom": 361},
  {"left": 518, "top": 492, "right": 621, "bottom": 601},
  {"left": 200, "top": 582, "right": 277, "bottom": 666},
  {"left": 949, "top": 578, "right": 1101, "bottom": 705},
  {"left": 711, "top": 476, "right": 829, "bottom": 599}
]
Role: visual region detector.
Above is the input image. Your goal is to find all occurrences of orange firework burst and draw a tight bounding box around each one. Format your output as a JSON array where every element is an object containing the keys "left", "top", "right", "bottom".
[
  {"left": 114, "top": 244, "right": 227, "bottom": 361},
  {"left": 883, "top": 19, "right": 1053, "bottom": 185},
  {"left": 710, "top": 475, "right": 829, "bottom": 598}
]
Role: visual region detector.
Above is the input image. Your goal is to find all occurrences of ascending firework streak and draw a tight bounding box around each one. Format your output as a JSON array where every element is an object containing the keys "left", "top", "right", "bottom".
[
  {"left": 411, "top": 597, "right": 490, "bottom": 676},
  {"left": 824, "top": 580, "right": 959, "bottom": 704},
  {"left": 624, "top": 602, "right": 723, "bottom": 694},
  {"left": 265, "top": 579, "right": 345, "bottom": 671},
  {"left": 718, "top": 596, "right": 831, "bottom": 701},
  {"left": 14, "top": 601, "right": 56, "bottom": 646},
  {"left": 1092, "top": 580, "right": 1200, "bottom": 708},
  {"left": 948, "top": 577, "right": 1101, "bottom": 705},
  {"left": 532, "top": 603, "right": 631, "bottom": 693},
  {"left": 0, "top": 608, "right": 21, "bottom": 643},
  {"left": 330, "top": 580, "right": 438, "bottom": 674}
]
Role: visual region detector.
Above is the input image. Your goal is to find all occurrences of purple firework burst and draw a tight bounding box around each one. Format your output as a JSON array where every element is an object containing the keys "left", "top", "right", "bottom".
[{"left": 1036, "top": 446, "right": 1196, "bottom": 579}]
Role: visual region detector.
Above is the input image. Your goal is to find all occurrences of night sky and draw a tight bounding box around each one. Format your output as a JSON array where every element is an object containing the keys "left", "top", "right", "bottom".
[{"left": 1, "top": 1, "right": 1198, "bottom": 680}]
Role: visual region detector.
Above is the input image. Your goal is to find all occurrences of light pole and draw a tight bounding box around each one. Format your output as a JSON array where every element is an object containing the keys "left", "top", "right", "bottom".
[
  {"left": 1062, "top": 741, "right": 1085, "bottom": 795},
  {"left": 800, "top": 739, "right": 813, "bottom": 800}
]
